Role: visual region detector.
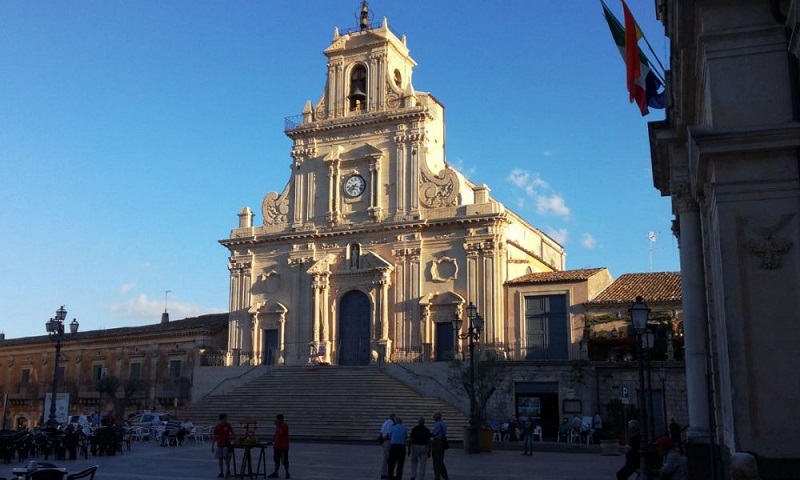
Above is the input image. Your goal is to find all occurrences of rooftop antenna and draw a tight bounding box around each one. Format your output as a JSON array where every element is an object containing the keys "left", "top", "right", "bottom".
[
  {"left": 648, "top": 231, "right": 661, "bottom": 272},
  {"left": 161, "top": 289, "right": 172, "bottom": 324},
  {"left": 358, "top": 1, "right": 372, "bottom": 31}
]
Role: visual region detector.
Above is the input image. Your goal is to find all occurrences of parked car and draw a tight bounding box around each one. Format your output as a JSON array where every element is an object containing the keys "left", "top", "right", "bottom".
[{"left": 126, "top": 412, "right": 174, "bottom": 428}]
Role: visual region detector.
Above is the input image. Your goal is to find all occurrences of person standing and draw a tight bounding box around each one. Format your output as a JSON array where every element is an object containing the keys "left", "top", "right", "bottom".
[
  {"left": 212, "top": 413, "right": 234, "bottom": 479},
  {"left": 616, "top": 420, "right": 641, "bottom": 480},
  {"left": 592, "top": 411, "right": 603, "bottom": 444},
  {"left": 268, "top": 414, "right": 290, "bottom": 479},
  {"left": 430, "top": 412, "right": 449, "bottom": 480},
  {"left": 521, "top": 414, "right": 535, "bottom": 455},
  {"left": 379, "top": 413, "right": 395, "bottom": 479},
  {"left": 408, "top": 417, "right": 431, "bottom": 480},
  {"left": 387, "top": 416, "right": 407, "bottom": 480},
  {"left": 3, "top": 410, "right": 11, "bottom": 430}
]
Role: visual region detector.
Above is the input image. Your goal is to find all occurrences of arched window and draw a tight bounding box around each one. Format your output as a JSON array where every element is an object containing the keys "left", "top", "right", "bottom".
[{"left": 349, "top": 65, "right": 367, "bottom": 112}]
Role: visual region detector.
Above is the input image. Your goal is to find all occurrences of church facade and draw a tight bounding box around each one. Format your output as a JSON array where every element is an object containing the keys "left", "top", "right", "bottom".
[{"left": 219, "top": 16, "right": 565, "bottom": 367}]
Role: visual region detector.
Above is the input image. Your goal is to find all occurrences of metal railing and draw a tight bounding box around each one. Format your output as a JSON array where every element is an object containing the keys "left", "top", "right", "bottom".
[
  {"left": 197, "top": 339, "right": 685, "bottom": 367},
  {"left": 284, "top": 96, "right": 430, "bottom": 131}
]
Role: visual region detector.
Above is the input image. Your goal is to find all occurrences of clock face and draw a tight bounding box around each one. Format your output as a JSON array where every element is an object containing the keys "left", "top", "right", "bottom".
[{"left": 344, "top": 175, "right": 366, "bottom": 197}]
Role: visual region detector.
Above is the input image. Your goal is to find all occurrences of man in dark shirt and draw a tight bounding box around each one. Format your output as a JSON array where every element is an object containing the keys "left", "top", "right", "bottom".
[
  {"left": 408, "top": 417, "right": 431, "bottom": 480},
  {"left": 616, "top": 420, "right": 641, "bottom": 480}
]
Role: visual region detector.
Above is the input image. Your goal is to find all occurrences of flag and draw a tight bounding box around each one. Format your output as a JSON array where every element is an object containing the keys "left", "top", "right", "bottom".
[{"left": 601, "top": 0, "right": 665, "bottom": 115}]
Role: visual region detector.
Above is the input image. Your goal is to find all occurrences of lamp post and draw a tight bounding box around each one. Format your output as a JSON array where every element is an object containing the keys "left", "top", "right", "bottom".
[
  {"left": 629, "top": 296, "right": 651, "bottom": 480},
  {"left": 45, "top": 306, "right": 79, "bottom": 428},
  {"left": 452, "top": 302, "right": 484, "bottom": 454},
  {"left": 642, "top": 329, "right": 656, "bottom": 442}
]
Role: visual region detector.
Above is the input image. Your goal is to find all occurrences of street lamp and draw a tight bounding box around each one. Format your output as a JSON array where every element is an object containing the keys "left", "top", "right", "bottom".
[
  {"left": 629, "top": 296, "right": 651, "bottom": 480},
  {"left": 452, "top": 301, "right": 484, "bottom": 454},
  {"left": 45, "top": 306, "right": 79, "bottom": 428}
]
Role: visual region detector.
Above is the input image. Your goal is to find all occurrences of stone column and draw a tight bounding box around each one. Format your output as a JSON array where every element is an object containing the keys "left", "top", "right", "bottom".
[
  {"left": 676, "top": 194, "right": 711, "bottom": 443},
  {"left": 278, "top": 314, "right": 286, "bottom": 365}
]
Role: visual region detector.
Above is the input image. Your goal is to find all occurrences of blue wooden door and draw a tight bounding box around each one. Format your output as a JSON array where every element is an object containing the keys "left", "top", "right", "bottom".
[
  {"left": 435, "top": 322, "right": 455, "bottom": 361},
  {"left": 338, "top": 290, "right": 371, "bottom": 365},
  {"left": 262, "top": 329, "right": 278, "bottom": 365}
]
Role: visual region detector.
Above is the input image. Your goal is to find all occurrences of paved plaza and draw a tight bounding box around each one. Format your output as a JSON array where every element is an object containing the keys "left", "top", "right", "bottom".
[{"left": 0, "top": 440, "right": 624, "bottom": 480}]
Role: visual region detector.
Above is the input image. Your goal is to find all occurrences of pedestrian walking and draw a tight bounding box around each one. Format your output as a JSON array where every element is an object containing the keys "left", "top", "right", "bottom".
[
  {"left": 387, "top": 417, "right": 407, "bottom": 480},
  {"left": 379, "top": 413, "right": 395, "bottom": 479},
  {"left": 431, "top": 412, "right": 449, "bottom": 480},
  {"left": 267, "top": 413, "right": 290, "bottom": 479},
  {"left": 408, "top": 417, "right": 432, "bottom": 480}
]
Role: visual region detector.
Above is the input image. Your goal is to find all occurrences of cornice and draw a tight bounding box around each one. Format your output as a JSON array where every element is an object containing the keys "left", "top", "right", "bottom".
[
  {"left": 220, "top": 212, "right": 507, "bottom": 247},
  {"left": 285, "top": 108, "right": 430, "bottom": 139}
]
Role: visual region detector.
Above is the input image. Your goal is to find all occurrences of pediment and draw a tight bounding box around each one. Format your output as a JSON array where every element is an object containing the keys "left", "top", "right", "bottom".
[
  {"left": 324, "top": 30, "right": 389, "bottom": 55},
  {"left": 357, "top": 251, "right": 393, "bottom": 271},
  {"left": 249, "top": 300, "right": 287, "bottom": 315},
  {"left": 419, "top": 291, "right": 465, "bottom": 306},
  {"left": 307, "top": 253, "right": 337, "bottom": 274},
  {"left": 322, "top": 143, "right": 382, "bottom": 164}
]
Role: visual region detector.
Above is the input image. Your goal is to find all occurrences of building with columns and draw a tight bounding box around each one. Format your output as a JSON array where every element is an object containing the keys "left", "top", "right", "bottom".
[
  {"left": 219, "top": 14, "right": 565, "bottom": 367},
  {"left": 649, "top": 1, "right": 800, "bottom": 478}
]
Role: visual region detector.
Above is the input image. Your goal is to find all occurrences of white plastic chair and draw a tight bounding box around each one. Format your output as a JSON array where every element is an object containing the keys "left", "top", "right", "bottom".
[
  {"left": 533, "top": 425, "right": 543, "bottom": 441},
  {"left": 490, "top": 421, "right": 502, "bottom": 442}
]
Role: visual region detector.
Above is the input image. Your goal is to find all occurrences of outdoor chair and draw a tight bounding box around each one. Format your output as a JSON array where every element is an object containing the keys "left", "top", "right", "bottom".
[
  {"left": 66, "top": 465, "right": 98, "bottom": 480},
  {"left": 25, "top": 469, "right": 66, "bottom": 480},
  {"left": 490, "top": 421, "right": 503, "bottom": 442},
  {"left": 533, "top": 425, "right": 543, "bottom": 441}
]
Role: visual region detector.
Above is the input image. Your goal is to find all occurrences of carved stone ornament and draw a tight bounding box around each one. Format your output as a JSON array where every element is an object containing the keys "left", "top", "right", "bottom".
[
  {"left": 430, "top": 255, "right": 458, "bottom": 282},
  {"left": 745, "top": 214, "right": 794, "bottom": 270},
  {"left": 262, "top": 191, "right": 290, "bottom": 225},
  {"left": 256, "top": 270, "right": 281, "bottom": 294},
  {"left": 420, "top": 167, "right": 458, "bottom": 207}
]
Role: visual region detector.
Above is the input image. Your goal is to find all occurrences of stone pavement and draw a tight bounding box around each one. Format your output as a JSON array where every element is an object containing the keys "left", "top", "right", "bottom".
[{"left": 0, "top": 440, "right": 623, "bottom": 479}]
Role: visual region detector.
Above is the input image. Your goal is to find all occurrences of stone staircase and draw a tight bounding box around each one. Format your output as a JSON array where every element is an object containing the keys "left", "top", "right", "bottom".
[{"left": 185, "top": 366, "right": 468, "bottom": 443}]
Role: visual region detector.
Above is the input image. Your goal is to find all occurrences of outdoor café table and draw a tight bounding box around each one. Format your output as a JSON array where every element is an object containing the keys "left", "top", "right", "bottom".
[{"left": 230, "top": 443, "right": 269, "bottom": 479}]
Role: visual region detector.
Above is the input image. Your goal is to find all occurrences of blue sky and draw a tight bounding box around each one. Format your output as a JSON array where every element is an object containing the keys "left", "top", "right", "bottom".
[{"left": 0, "top": 1, "right": 677, "bottom": 339}]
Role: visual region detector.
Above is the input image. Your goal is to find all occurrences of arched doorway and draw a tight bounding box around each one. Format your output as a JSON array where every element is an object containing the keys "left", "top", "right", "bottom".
[{"left": 338, "top": 290, "right": 371, "bottom": 365}]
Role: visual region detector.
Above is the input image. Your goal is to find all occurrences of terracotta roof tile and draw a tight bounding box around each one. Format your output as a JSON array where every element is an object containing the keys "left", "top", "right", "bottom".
[
  {"left": 0, "top": 313, "right": 228, "bottom": 346},
  {"left": 506, "top": 268, "right": 607, "bottom": 285},
  {"left": 586, "top": 272, "right": 681, "bottom": 307}
]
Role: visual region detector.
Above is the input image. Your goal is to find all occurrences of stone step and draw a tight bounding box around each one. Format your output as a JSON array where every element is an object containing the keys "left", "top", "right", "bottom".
[{"left": 186, "top": 366, "right": 468, "bottom": 442}]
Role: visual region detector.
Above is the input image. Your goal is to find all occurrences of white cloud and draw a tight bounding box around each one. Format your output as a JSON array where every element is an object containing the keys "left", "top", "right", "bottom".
[
  {"left": 581, "top": 233, "right": 596, "bottom": 249},
  {"left": 546, "top": 227, "right": 568, "bottom": 245},
  {"left": 107, "top": 293, "right": 224, "bottom": 323},
  {"left": 537, "top": 194, "right": 570, "bottom": 216},
  {"left": 120, "top": 283, "right": 136, "bottom": 294},
  {"left": 448, "top": 157, "right": 476, "bottom": 177},
  {"left": 506, "top": 168, "right": 569, "bottom": 218},
  {"left": 542, "top": 149, "right": 555, "bottom": 157}
]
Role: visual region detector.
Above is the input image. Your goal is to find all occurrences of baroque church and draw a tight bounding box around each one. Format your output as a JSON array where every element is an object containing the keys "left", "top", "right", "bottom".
[{"left": 219, "top": 9, "right": 566, "bottom": 367}]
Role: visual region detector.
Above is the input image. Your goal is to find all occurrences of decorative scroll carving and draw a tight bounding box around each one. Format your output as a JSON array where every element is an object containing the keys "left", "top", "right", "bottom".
[
  {"left": 420, "top": 166, "right": 458, "bottom": 208},
  {"left": 745, "top": 214, "right": 794, "bottom": 269},
  {"left": 262, "top": 191, "right": 290, "bottom": 225}
]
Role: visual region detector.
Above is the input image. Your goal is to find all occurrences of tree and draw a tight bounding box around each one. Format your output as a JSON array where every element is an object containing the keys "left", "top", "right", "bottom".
[
  {"left": 448, "top": 351, "right": 506, "bottom": 427},
  {"left": 94, "top": 376, "right": 148, "bottom": 424}
]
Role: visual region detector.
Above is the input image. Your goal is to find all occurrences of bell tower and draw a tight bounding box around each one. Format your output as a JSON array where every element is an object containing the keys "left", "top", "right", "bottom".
[{"left": 314, "top": 6, "right": 418, "bottom": 119}]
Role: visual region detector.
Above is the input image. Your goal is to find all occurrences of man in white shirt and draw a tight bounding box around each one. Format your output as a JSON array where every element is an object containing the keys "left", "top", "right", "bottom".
[{"left": 380, "top": 413, "right": 395, "bottom": 479}]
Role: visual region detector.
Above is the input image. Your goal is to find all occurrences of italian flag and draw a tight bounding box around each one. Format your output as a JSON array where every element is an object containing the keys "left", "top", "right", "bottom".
[{"left": 601, "top": 0, "right": 663, "bottom": 116}]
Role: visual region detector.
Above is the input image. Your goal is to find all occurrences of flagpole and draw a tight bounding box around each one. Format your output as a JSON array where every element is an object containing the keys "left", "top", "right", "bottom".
[{"left": 616, "top": 0, "right": 667, "bottom": 83}]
